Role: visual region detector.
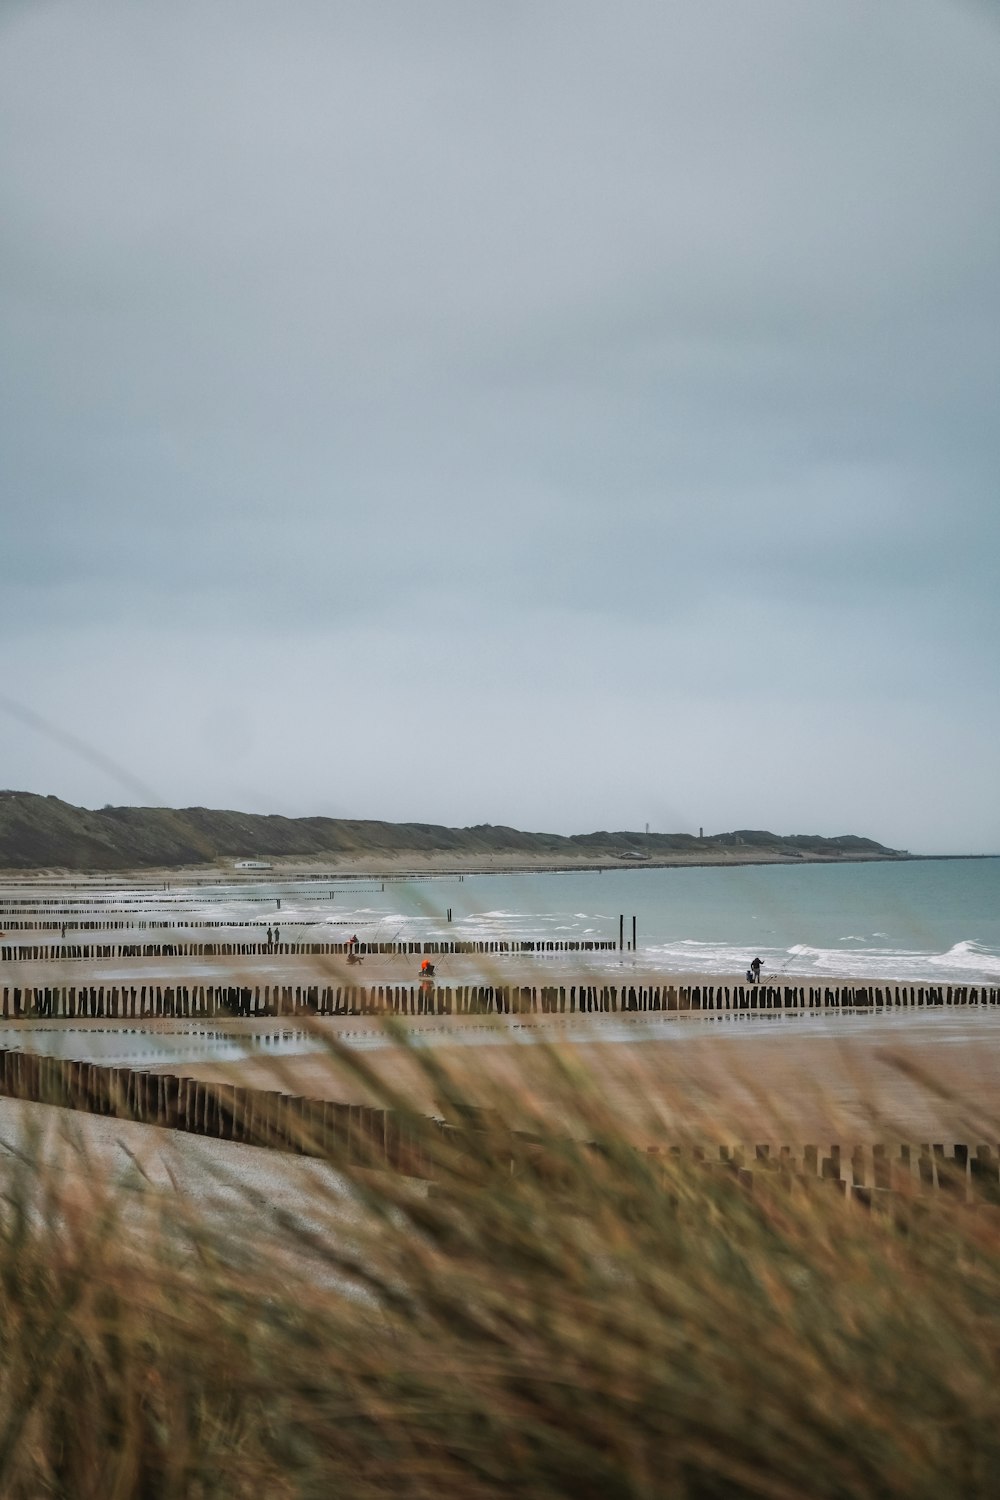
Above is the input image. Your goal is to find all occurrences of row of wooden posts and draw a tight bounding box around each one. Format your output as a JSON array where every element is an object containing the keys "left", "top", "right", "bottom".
[
  {"left": 0, "top": 1047, "right": 428, "bottom": 1175},
  {"left": 0, "top": 876, "right": 407, "bottom": 900},
  {"left": 0, "top": 919, "right": 345, "bottom": 932},
  {"left": 1, "top": 938, "right": 617, "bottom": 962},
  {"left": 0, "top": 891, "right": 386, "bottom": 908},
  {"left": 1, "top": 980, "right": 998, "bottom": 1020},
  {"left": 670, "top": 1141, "right": 1000, "bottom": 1204},
  {"left": 0, "top": 1045, "right": 997, "bottom": 1202}
]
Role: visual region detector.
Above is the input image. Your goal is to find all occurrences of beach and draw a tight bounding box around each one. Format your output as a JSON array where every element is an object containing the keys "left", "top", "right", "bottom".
[
  {"left": 2, "top": 857, "right": 999, "bottom": 1152},
  {"left": 0, "top": 848, "right": 910, "bottom": 886},
  {"left": 0, "top": 1001, "right": 997, "bottom": 1148},
  {"left": 147, "top": 1008, "right": 1000, "bottom": 1143}
]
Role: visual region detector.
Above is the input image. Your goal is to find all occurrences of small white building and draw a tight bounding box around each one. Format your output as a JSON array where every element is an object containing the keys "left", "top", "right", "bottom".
[{"left": 234, "top": 859, "right": 273, "bottom": 870}]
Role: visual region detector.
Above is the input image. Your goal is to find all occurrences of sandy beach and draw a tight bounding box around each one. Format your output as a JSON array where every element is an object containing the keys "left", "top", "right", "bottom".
[
  {"left": 2, "top": 1001, "right": 992, "bottom": 1148},
  {"left": 127, "top": 1007, "right": 998, "bottom": 1146},
  {"left": 0, "top": 949, "right": 948, "bottom": 991},
  {"left": 0, "top": 848, "right": 907, "bottom": 886},
  {"left": 2, "top": 861, "right": 997, "bottom": 1155},
  {"left": 3, "top": 935, "right": 998, "bottom": 1146}
]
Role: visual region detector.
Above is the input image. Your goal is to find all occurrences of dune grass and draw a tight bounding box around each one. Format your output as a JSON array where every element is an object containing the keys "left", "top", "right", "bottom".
[{"left": 0, "top": 1032, "right": 999, "bottom": 1499}]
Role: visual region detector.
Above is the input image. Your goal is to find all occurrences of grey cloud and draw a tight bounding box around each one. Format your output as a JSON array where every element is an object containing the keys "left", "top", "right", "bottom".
[{"left": 1, "top": 0, "right": 998, "bottom": 849}]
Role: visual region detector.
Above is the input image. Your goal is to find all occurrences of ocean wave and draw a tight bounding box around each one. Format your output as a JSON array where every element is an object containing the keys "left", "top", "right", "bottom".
[
  {"left": 641, "top": 938, "right": 1000, "bottom": 985},
  {"left": 928, "top": 941, "right": 1000, "bottom": 976}
]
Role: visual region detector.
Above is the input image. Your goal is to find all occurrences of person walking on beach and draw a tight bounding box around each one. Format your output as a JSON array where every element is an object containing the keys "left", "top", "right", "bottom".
[
  {"left": 750, "top": 956, "right": 762, "bottom": 984},
  {"left": 266, "top": 925, "right": 273, "bottom": 950},
  {"left": 273, "top": 926, "right": 280, "bottom": 948}
]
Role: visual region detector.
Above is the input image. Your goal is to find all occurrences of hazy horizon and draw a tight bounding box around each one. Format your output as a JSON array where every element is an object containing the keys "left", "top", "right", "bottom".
[{"left": 3, "top": 2, "right": 998, "bottom": 856}]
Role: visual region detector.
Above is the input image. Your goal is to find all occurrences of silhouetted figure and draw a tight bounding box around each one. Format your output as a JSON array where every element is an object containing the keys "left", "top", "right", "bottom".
[{"left": 750, "top": 956, "right": 762, "bottom": 984}]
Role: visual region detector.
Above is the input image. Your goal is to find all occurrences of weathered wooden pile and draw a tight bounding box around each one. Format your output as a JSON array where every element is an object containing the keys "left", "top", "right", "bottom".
[
  {"left": 1, "top": 979, "right": 997, "bottom": 1019},
  {"left": 1, "top": 938, "right": 616, "bottom": 961},
  {"left": 0, "top": 919, "right": 337, "bottom": 932},
  {"left": 0, "top": 1046, "right": 428, "bottom": 1175},
  {"left": 0, "top": 1045, "right": 997, "bottom": 1203}
]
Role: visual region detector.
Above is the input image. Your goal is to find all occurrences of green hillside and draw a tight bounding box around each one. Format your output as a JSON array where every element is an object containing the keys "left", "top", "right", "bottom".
[{"left": 0, "top": 791, "right": 901, "bottom": 871}]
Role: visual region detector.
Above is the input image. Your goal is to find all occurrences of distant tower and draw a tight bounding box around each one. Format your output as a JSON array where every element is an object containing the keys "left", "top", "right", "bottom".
[
  {"left": 645, "top": 822, "right": 649, "bottom": 836},
  {"left": 699, "top": 827, "right": 704, "bottom": 839}
]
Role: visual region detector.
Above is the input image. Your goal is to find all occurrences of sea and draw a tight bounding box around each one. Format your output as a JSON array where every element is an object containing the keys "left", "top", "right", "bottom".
[{"left": 89, "top": 855, "right": 1000, "bottom": 986}]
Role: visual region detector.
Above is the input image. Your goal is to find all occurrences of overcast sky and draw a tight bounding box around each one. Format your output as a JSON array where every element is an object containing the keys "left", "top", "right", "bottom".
[{"left": 1, "top": 0, "right": 998, "bottom": 852}]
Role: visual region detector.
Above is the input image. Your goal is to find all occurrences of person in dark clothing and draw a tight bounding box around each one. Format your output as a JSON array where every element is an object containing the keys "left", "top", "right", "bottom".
[{"left": 750, "top": 956, "right": 762, "bottom": 983}]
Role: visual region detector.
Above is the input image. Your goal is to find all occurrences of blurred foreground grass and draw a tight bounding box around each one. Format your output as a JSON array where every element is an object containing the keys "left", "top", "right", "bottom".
[{"left": 0, "top": 1032, "right": 999, "bottom": 1499}]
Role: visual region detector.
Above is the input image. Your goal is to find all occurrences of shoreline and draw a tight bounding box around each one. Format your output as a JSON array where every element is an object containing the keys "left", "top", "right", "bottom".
[
  {"left": 0, "top": 850, "right": 947, "bottom": 884},
  {"left": 3, "top": 953, "right": 997, "bottom": 989}
]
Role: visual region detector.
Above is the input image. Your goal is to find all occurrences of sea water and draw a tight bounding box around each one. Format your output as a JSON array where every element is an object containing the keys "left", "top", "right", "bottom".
[{"left": 25, "top": 855, "right": 998, "bottom": 986}]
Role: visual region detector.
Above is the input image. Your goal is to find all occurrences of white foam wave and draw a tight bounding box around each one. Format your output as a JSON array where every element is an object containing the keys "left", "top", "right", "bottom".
[
  {"left": 929, "top": 942, "right": 1000, "bottom": 976},
  {"left": 640, "top": 937, "right": 1000, "bottom": 985}
]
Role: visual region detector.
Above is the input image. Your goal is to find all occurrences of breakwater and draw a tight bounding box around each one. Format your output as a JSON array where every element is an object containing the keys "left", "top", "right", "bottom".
[
  {"left": 1, "top": 938, "right": 617, "bottom": 961},
  {"left": 0, "top": 1046, "right": 428, "bottom": 1176},
  {"left": 0, "top": 919, "right": 361, "bottom": 932},
  {"left": 0, "top": 1045, "right": 996, "bottom": 1203},
  {"left": 0, "top": 978, "right": 997, "bottom": 1020}
]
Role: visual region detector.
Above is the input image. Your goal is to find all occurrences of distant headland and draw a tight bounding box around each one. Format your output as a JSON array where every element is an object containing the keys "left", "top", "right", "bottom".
[{"left": 0, "top": 791, "right": 908, "bottom": 874}]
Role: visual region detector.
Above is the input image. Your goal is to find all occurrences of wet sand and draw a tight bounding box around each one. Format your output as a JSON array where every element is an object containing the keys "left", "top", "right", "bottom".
[{"left": 0, "top": 951, "right": 932, "bottom": 990}]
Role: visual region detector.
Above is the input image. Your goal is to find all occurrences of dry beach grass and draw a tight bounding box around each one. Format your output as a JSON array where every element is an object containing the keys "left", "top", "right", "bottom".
[
  {"left": 0, "top": 1029, "right": 999, "bottom": 1498},
  {"left": 2, "top": 861, "right": 999, "bottom": 1495}
]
